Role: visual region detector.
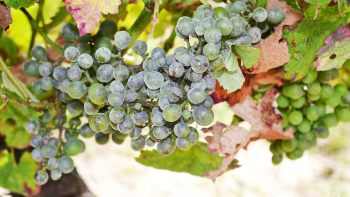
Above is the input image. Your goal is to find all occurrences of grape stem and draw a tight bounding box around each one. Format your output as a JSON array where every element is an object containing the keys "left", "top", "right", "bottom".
[
  {"left": 199, "top": 0, "right": 210, "bottom": 6},
  {"left": 20, "top": 8, "right": 64, "bottom": 55},
  {"left": 1, "top": 94, "right": 55, "bottom": 108},
  {"left": 53, "top": 56, "right": 65, "bottom": 67},
  {"left": 0, "top": 102, "right": 7, "bottom": 111},
  {"left": 0, "top": 57, "right": 30, "bottom": 100},
  {"left": 54, "top": 89, "right": 64, "bottom": 150},
  {"left": 196, "top": 39, "right": 205, "bottom": 56},
  {"left": 84, "top": 71, "right": 95, "bottom": 84}
]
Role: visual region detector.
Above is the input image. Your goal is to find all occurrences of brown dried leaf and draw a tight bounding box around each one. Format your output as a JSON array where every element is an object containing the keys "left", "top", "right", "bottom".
[
  {"left": 203, "top": 125, "right": 250, "bottom": 182},
  {"left": 250, "top": 69, "right": 285, "bottom": 90},
  {"left": 202, "top": 122, "right": 226, "bottom": 153},
  {"left": 0, "top": 2, "right": 12, "bottom": 31},
  {"left": 244, "top": 0, "right": 304, "bottom": 74}
]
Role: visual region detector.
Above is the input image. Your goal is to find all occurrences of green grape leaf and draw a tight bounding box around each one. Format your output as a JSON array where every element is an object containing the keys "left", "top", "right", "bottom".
[
  {"left": 212, "top": 67, "right": 245, "bottom": 93},
  {"left": 3, "top": 0, "right": 36, "bottom": 9},
  {"left": 281, "top": 5, "right": 350, "bottom": 80},
  {"left": 232, "top": 44, "right": 261, "bottom": 69},
  {"left": 0, "top": 87, "right": 42, "bottom": 148},
  {"left": 0, "top": 150, "right": 39, "bottom": 195},
  {"left": 1, "top": 72, "right": 39, "bottom": 102},
  {"left": 256, "top": 0, "right": 267, "bottom": 8},
  {"left": 42, "top": 5, "right": 68, "bottom": 32},
  {"left": 224, "top": 52, "right": 239, "bottom": 72},
  {"left": 304, "top": 0, "right": 331, "bottom": 7},
  {"left": 135, "top": 142, "right": 240, "bottom": 176},
  {"left": 168, "top": 0, "right": 198, "bottom": 6},
  {"left": 0, "top": 34, "right": 18, "bottom": 66}
]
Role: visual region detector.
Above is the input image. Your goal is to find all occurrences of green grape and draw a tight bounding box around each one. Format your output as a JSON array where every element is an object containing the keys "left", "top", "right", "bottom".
[
  {"left": 195, "top": 5, "right": 215, "bottom": 21},
  {"left": 51, "top": 169, "right": 62, "bottom": 181},
  {"left": 113, "top": 65, "right": 130, "bottom": 82},
  {"left": 267, "top": 7, "right": 285, "bottom": 24},
  {"left": 79, "top": 123, "right": 96, "bottom": 138},
  {"left": 77, "top": 43, "right": 92, "bottom": 54},
  {"left": 315, "top": 103, "right": 326, "bottom": 117},
  {"left": 342, "top": 92, "right": 350, "bottom": 104},
  {"left": 25, "top": 120, "right": 40, "bottom": 134},
  {"left": 60, "top": 79, "right": 71, "bottom": 93},
  {"left": 40, "top": 77, "right": 54, "bottom": 91},
  {"left": 152, "top": 112, "right": 165, "bottom": 126},
  {"left": 108, "top": 92, "right": 124, "bottom": 107},
  {"left": 169, "top": 62, "right": 185, "bottom": 78},
  {"left": 63, "top": 42, "right": 77, "bottom": 51},
  {"left": 97, "top": 64, "right": 114, "bottom": 82},
  {"left": 191, "top": 55, "right": 209, "bottom": 74},
  {"left": 316, "top": 126, "right": 329, "bottom": 138},
  {"left": 192, "top": 105, "right": 214, "bottom": 126},
  {"left": 48, "top": 158, "right": 59, "bottom": 169},
  {"left": 158, "top": 95, "right": 171, "bottom": 110},
  {"left": 306, "top": 106, "right": 319, "bottom": 121},
  {"left": 31, "top": 45, "right": 47, "bottom": 61},
  {"left": 335, "top": 107, "right": 350, "bottom": 122},
  {"left": 24, "top": 60, "right": 40, "bottom": 77},
  {"left": 176, "top": 137, "right": 192, "bottom": 151},
  {"left": 188, "top": 127, "right": 199, "bottom": 146},
  {"left": 258, "top": 22, "right": 269, "bottom": 33},
  {"left": 95, "top": 132, "right": 110, "bottom": 145},
  {"left": 175, "top": 50, "right": 195, "bottom": 67},
  {"left": 163, "top": 104, "right": 182, "bottom": 122},
  {"left": 320, "top": 84, "right": 334, "bottom": 99},
  {"left": 100, "top": 19, "right": 117, "bottom": 38},
  {"left": 285, "top": 84, "right": 303, "bottom": 100},
  {"left": 214, "top": 17, "right": 233, "bottom": 36},
  {"left": 95, "top": 47, "right": 111, "bottom": 63},
  {"left": 318, "top": 70, "right": 333, "bottom": 83},
  {"left": 186, "top": 68, "right": 203, "bottom": 82},
  {"left": 64, "top": 138, "right": 84, "bottom": 156},
  {"left": 35, "top": 170, "right": 49, "bottom": 185},
  {"left": 231, "top": 32, "right": 252, "bottom": 45},
  {"left": 204, "top": 26, "right": 222, "bottom": 43},
  {"left": 131, "top": 135, "right": 146, "bottom": 151},
  {"left": 67, "top": 81, "right": 87, "bottom": 99},
  {"left": 94, "top": 37, "right": 113, "bottom": 50},
  {"left": 41, "top": 144, "right": 58, "bottom": 158},
  {"left": 168, "top": 87, "right": 183, "bottom": 102},
  {"left": 325, "top": 92, "right": 341, "bottom": 107},
  {"left": 67, "top": 100, "right": 84, "bottom": 117},
  {"left": 89, "top": 113, "right": 110, "bottom": 132},
  {"left": 147, "top": 89, "right": 160, "bottom": 99},
  {"left": 281, "top": 139, "right": 297, "bottom": 153},
  {"left": 109, "top": 107, "right": 126, "bottom": 124},
  {"left": 276, "top": 95, "right": 289, "bottom": 108},
  {"left": 77, "top": 33, "right": 91, "bottom": 43},
  {"left": 101, "top": 126, "right": 114, "bottom": 134},
  {"left": 269, "top": 141, "right": 283, "bottom": 155},
  {"left": 113, "top": 130, "right": 128, "bottom": 140},
  {"left": 291, "top": 96, "right": 305, "bottom": 109},
  {"left": 110, "top": 80, "right": 125, "bottom": 94},
  {"left": 214, "top": 7, "right": 229, "bottom": 18},
  {"left": 144, "top": 72, "right": 164, "bottom": 90},
  {"left": 143, "top": 57, "right": 159, "bottom": 72},
  {"left": 133, "top": 40, "right": 148, "bottom": 55},
  {"left": 88, "top": 83, "right": 107, "bottom": 105},
  {"left": 281, "top": 113, "right": 289, "bottom": 128},
  {"left": 230, "top": 1, "right": 247, "bottom": 14},
  {"left": 59, "top": 155, "right": 75, "bottom": 174},
  {"left": 132, "top": 111, "right": 148, "bottom": 126},
  {"left": 230, "top": 17, "right": 246, "bottom": 37},
  {"left": 331, "top": 68, "right": 339, "bottom": 79},
  {"left": 188, "top": 88, "right": 206, "bottom": 104},
  {"left": 302, "top": 67, "right": 317, "bottom": 84},
  {"left": 247, "top": 27, "right": 262, "bottom": 43},
  {"left": 208, "top": 55, "right": 224, "bottom": 70},
  {"left": 297, "top": 138, "right": 309, "bottom": 150},
  {"left": 203, "top": 43, "right": 220, "bottom": 60},
  {"left": 288, "top": 110, "right": 303, "bottom": 125},
  {"left": 174, "top": 122, "right": 190, "bottom": 138},
  {"left": 322, "top": 113, "right": 338, "bottom": 128},
  {"left": 307, "top": 82, "right": 321, "bottom": 95},
  {"left": 114, "top": 31, "right": 131, "bottom": 50},
  {"left": 38, "top": 62, "right": 53, "bottom": 77},
  {"left": 286, "top": 149, "right": 303, "bottom": 160},
  {"left": 78, "top": 54, "right": 93, "bottom": 69},
  {"left": 177, "top": 16, "right": 195, "bottom": 37},
  {"left": 272, "top": 154, "right": 283, "bottom": 165},
  {"left": 118, "top": 116, "right": 135, "bottom": 134},
  {"left": 253, "top": 7, "right": 267, "bottom": 22},
  {"left": 30, "top": 135, "right": 43, "bottom": 148},
  {"left": 112, "top": 134, "right": 125, "bottom": 145},
  {"left": 157, "top": 138, "right": 176, "bottom": 156},
  {"left": 68, "top": 65, "right": 82, "bottom": 81},
  {"left": 124, "top": 90, "right": 137, "bottom": 102},
  {"left": 152, "top": 126, "right": 170, "bottom": 140},
  {"left": 129, "top": 127, "right": 142, "bottom": 140},
  {"left": 146, "top": 137, "right": 156, "bottom": 147},
  {"left": 61, "top": 23, "right": 78, "bottom": 41},
  {"left": 307, "top": 92, "right": 321, "bottom": 101},
  {"left": 297, "top": 119, "right": 311, "bottom": 133},
  {"left": 64, "top": 47, "right": 80, "bottom": 62},
  {"left": 53, "top": 66, "right": 68, "bottom": 81},
  {"left": 334, "top": 83, "right": 348, "bottom": 97},
  {"left": 160, "top": 80, "right": 178, "bottom": 95}
]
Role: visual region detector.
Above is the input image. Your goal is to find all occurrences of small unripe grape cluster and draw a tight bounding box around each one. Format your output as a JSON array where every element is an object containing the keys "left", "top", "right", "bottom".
[{"left": 271, "top": 67, "right": 350, "bottom": 164}]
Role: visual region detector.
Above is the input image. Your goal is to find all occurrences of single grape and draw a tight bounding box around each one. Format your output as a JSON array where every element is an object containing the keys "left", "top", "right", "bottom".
[
  {"left": 192, "top": 105, "right": 214, "bottom": 126},
  {"left": 110, "top": 80, "right": 125, "bottom": 94},
  {"left": 100, "top": 19, "right": 117, "bottom": 38},
  {"left": 158, "top": 95, "right": 171, "bottom": 110},
  {"left": 230, "top": 17, "right": 246, "bottom": 37},
  {"left": 253, "top": 7, "right": 267, "bottom": 22},
  {"left": 297, "top": 119, "right": 311, "bottom": 133},
  {"left": 302, "top": 67, "right": 317, "bottom": 84},
  {"left": 48, "top": 158, "right": 59, "bottom": 170},
  {"left": 214, "top": 7, "right": 229, "bottom": 18},
  {"left": 163, "top": 104, "right": 182, "bottom": 122},
  {"left": 176, "top": 16, "right": 195, "bottom": 36},
  {"left": 25, "top": 120, "right": 40, "bottom": 134},
  {"left": 94, "top": 37, "right": 113, "bottom": 50},
  {"left": 307, "top": 92, "right": 321, "bottom": 101},
  {"left": 175, "top": 50, "right": 195, "bottom": 67},
  {"left": 316, "top": 126, "right": 329, "bottom": 139},
  {"left": 95, "top": 47, "right": 112, "bottom": 63},
  {"left": 64, "top": 138, "right": 84, "bottom": 156},
  {"left": 31, "top": 45, "right": 47, "bottom": 61},
  {"left": 108, "top": 107, "right": 125, "bottom": 124},
  {"left": 67, "top": 81, "right": 87, "bottom": 99},
  {"left": 39, "top": 76, "right": 54, "bottom": 91},
  {"left": 24, "top": 60, "right": 40, "bottom": 77},
  {"left": 51, "top": 169, "right": 62, "bottom": 181},
  {"left": 288, "top": 110, "right": 303, "bottom": 125},
  {"left": 142, "top": 57, "right": 159, "bottom": 72},
  {"left": 258, "top": 22, "right": 269, "bottom": 33},
  {"left": 53, "top": 66, "right": 68, "bottom": 81},
  {"left": 64, "top": 47, "right": 80, "bottom": 62},
  {"left": 186, "top": 68, "right": 203, "bottom": 82},
  {"left": 108, "top": 92, "right": 124, "bottom": 107},
  {"left": 188, "top": 127, "right": 199, "bottom": 146},
  {"left": 77, "top": 53, "right": 93, "bottom": 69},
  {"left": 68, "top": 66, "right": 82, "bottom": 81},
  {"left": 132, "top": 111, "right": 149, "bottom": 126},
  {"left": 272, "top": 154, "right": 283, "bottom": 165},
  {"left": 191, "top": 55, "right": 209, "bottom": 74},
  {"left": 97, "top": 64, "right": 114, "bottom": 83},
  {"left": 113, "top": 65, "right": 130, "bottom": 82},
  {"left": 176, "top": 137, "right": 192, "bottom": 151},
  {"left": 214, "top": 17, "right": 233, "bottom": 36},
  {"left": 204, "top": 26, "right": 222, "bottom": 43},
  {"left": 129, "top": 127, "right": 142, "bottom": 140},
  {"left": 114, "top": 31, "right": 131, "bottom": 49},
  {"left": 147, "top": 89, "right": 160, "bottom": 99},
  {"left": 89, "top": 113, "right": 110, "bottom": 132},
  {"left": 322, "top": 113, "right": 339, "bottom": 128},
  {"left": 286, "top": 149, "right": 304, "bottom": 160},
  {"left": 335, "top": 107, "right": 350, "bottom": 122},
  {"left": 130, "top": 135, "right": 146, "bottom": 151},
  {"left": 32, "top": 148, "right": 43, "bottom": 162},
  {"left": 318, "top": 70, "right": 333, "bottom": 83},
  {"left": 277, "top": 95, "right": 289, "bottom": 108},
  {"left": 133, "top": 40, "right": 148, "bottom": 55},
  {"left": 67, "top": 100, "right": 83, "bottom": 117},
  {"left": 151, "top": 47, "right": 166, "bottom": 60},
  {"left": 59, "top": 156, "right": 75, "bottom": 174},
  {"left": 230, "top": 1, "right": 247, "bottom": 14},
  {"left": 77, "top": 43, "right": 92, "bottom": 54},
  {"left": 281, "top": 139, "right": 297, "bottom": 153},
  {"left": 35, "top": 170, "right": 49, "bottom": 185},
  {"left": 203, "top": 43, "right": 220, "bottom": 60},
  {"left": 188, "top": 88, "right": 206, "bottom": 104},
  {"left": 127, "top": 75, "right": 142, "bottom": 90},
  {"left": 118, "top": 116, "right": 135, "bottom": 134},
  {"left": 291, "top": 96, "right": 305, "bottom": 109},
  {"left": 152, "top": 112, "right": 165, "bottom": 126},
  {"left": 38, "top": 62, "right": 53, "bottom": 77},
  {"left": 306, "top": 106, "right": 319, "bottom": 121},
  {"left": 157, "top": 138, "right": 176, "bottom": 156},
  {"left": 267, "top": 7, "right": 285, "bottom": 24},
  {"left": 315, "top": 103, "right": 326, "bottom": 117},
  {"left": 169, "top": 62, "right": 185, "bottom": 78},
  {"left": 146, "top": 137, "right": 156, "bottom": 147},
  {"left": 195, "top": 5, "right": 215, "bottom": 21},
  {"left": 331, "top": 68, "right": 339, "bottom": 79},
  {"left": 168, "top": 87, "right": 183, "bottom": 102},
  {"left": 247, "top": 27, "right": 262, "bottom": 43},
  {"left": 200, "top": 95, "right": 214, "bottom": 108},
  {"left": 79, "top": 123, "right": 96, "bottom": 138},
  {"left": 320, "top": 84, "right": 334, "bottom": 99},
  {"left": 95, "top": 132, "right": 110, "bottom": 145},
  {"left": 191, "top": 79, "right": 207, "bottom": 90},
  {"left": 334, "top": 83, "right": 348, "bottom": 97},
  {"left": 203, "top": 74, "right": 216, "bottom": 90},
  {"left": 60, "top": 79, "right": 71, "bottom": 93},
  {"left": 160, "top": 80, "right": 178, "bottom": 95},
  {"left": 111, "top": 134, "right": 124, "bottom": 145},
  {"left": 124, "top": 90, "right": 137, "bottom": 102},
  {"left": 325, "top": 92, "right": 341, "bottom": 107},
  {"left": 61, "top": 23, "right": 78, "bottom": 40},
  {"left": 174, "top": 122, "right": 190, "bottom": 138},
  {"left": 307, "top": 82, "right": 321, "bottom": 95},
  {"left": 286, "top": 84, "right": 303, "bottom": 100},
  {"left": 30, "top": 134, "right": 43, "bottom": 148},
  {"left": 88, "top": 83, "right": 107, "bottom": 105},
  {"left": 41, "top": 144, "right": 58, "bottom": 158}
]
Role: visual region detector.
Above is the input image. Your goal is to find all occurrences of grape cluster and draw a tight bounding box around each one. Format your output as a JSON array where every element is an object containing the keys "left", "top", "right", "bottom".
[
  {"left": 270, "top": 68, "right": 350, "bottom": 164},
  {"left": 174, "top": 3, "right": 285, "bottom": 64}
]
